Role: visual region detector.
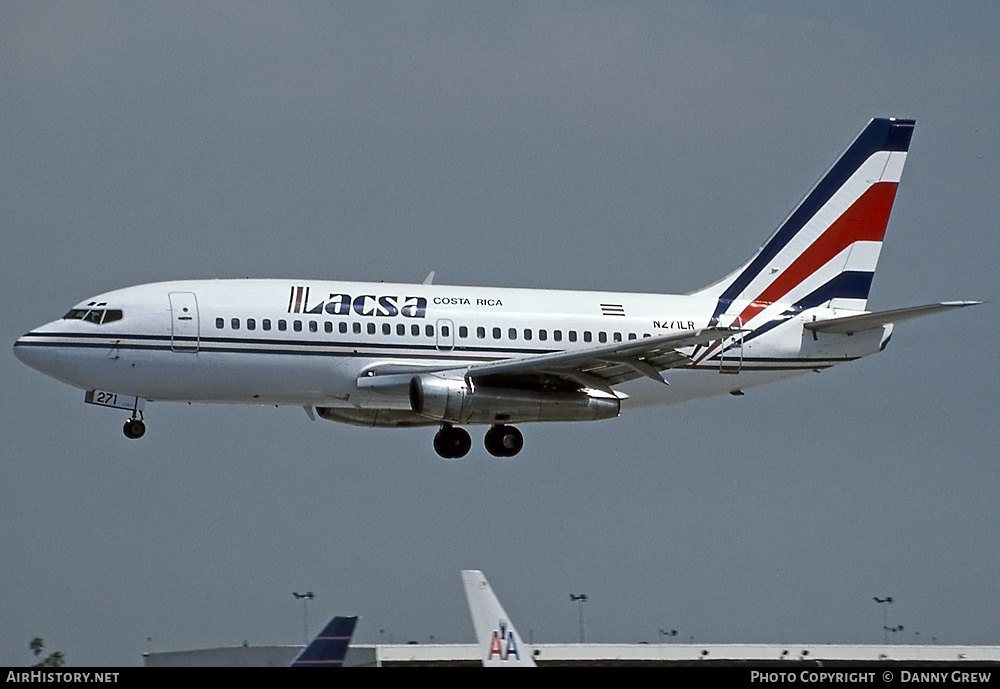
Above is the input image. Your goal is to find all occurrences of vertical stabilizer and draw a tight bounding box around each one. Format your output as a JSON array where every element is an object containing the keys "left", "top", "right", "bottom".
[
  {"left": 694, "top": 118, "right": 915, "bottom": 325},
  {"left": 289, "top": 615, "right": 359, "bottom": 667},
  {"left": 461, "top": 570, "right": 536, "bottom": 667}
]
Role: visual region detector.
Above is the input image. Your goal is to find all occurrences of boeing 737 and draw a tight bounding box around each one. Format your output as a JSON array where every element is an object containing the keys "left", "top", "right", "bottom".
[
  {"left": 461, "top": 569, "right": 536, "bottom": 667},
  {"left": 13, "top": 118, "right": 979, "bottom": 458}
]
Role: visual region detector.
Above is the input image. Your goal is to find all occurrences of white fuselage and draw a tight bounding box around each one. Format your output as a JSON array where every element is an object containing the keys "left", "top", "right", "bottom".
[{"left": 14, "top": 279, "right": 887, "bottom": 419}]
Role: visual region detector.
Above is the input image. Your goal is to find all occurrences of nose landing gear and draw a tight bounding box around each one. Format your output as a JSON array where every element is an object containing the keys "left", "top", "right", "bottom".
[{"left": 123, "top": 414, "right": 145, "bottom": 439}]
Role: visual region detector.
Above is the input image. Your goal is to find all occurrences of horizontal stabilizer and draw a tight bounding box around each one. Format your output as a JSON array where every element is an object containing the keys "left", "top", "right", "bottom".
[{"left": 804, "top": 301, "right": 981, "bottom": 334}]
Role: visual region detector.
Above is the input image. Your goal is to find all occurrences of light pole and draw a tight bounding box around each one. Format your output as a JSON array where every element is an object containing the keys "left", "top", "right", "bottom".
[
  {"left": 873, "top": 596, "right": 893, "bottom": 644},
  {"left": 884, "top": 625, "right": 904, "bottom": 643},
  {"left": 569, "top": 594, "right": 588, "bottom": 643},
  {"left": 293, "top": 591, "right": 315, "bottom": 645}
]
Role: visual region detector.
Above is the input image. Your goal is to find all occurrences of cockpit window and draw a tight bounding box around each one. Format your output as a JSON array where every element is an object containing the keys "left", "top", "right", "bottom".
[{"left": 63, "top": 308, "right": 123, "bottom": 325}]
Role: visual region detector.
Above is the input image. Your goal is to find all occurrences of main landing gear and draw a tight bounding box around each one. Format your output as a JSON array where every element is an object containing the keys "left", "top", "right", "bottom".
[
  {"left": 433, "top": 425, "right": 472, "bottom": 459},
  {"left": 433, "top": 424, "right": 524, "bottom": 459},
  {"left": 123, "top": 413, "right": 146, "bottom": 439},
  {"left": 484, "top": 424, "right": 523, "bottom": 458}
]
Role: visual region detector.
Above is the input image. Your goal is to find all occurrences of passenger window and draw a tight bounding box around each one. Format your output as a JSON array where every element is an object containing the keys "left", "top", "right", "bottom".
[
  {"left": 583, "top": 331, "right": 592, "bottom": 343},
  {"left": 441, "top": 325, "right": 450, "bottom": 337},
  {"left": 524, "top": 329, "right": 532, "bottom": 340},
  {"left": 262, "top": 319, "right": 271, "bottom": 331},
  {"left": 538, "top": 329, "right": 547, "bottom": 341},
  {"left": 411, "top": 324, "right": 420, "bottom": 336},
  {"left": 508, "top": 328, "right": 517, "bottom": 340},
  {"left": 397, "top": 324, "right": 405, "bottom": 336},
  {"left": 278, "top": 319, "right": 287, "bottom": 331},
  {"left": 293, "top": 320, "right": 302, "bottom": 332},
  {"left": 459, "top": 326, "right": 468, "bottom": 338},
  {"left": 477, "top": 326, "right": 486, "bottom": 339},
  {"left": 493, "top": 327, "right": 501, "bottom": 339},
  {"left": 569, "top": 331, "right": 577, "bottom": 342},
  {"left": 340, "top": 322, "right": 348, "bottom": 334},
  {"left": 554, "top": 330, "right": 562, "bottom": 342},
  {"left": 353, "top": 322, "right": 362, "bottom": 334},
  {"left": 628, "top": 333, "right": 636, "bottom": 340},
  {"left": 216, "top": 318, "right": 224, "bottom": 329},
  {"left": 367, "top": 323, "right": 376, "bottom": 335},
  {"left": 231, "top": 318, "right": 240, "bottom": 330},
  {"left": 382, "top": 323, "right": 391, "bottom": 335},
  {"left": 613, "top": 332, "right": 622, "bottom": 342},
  {"left": 643, "top": 333, "right": 651, "bottom": 338},
  {"left": 324, "top": 322, "right": 333, "bottom": 333},
  {"left": 598, "top": 332, "right": 607, "bottom": 343},
  {"left": 425, "top": 325, "right": 434, "bottom": 337},
  {"left": 247, "top": 318, "right": 256, "bottom": 331}
]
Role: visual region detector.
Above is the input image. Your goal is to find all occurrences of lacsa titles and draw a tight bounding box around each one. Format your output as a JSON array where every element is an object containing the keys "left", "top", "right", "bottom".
[{"left": 287, "top": 286, "right": 428, "bottom": 318}]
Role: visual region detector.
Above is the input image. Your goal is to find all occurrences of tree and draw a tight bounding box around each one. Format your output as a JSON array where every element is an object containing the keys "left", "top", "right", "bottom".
[{"left": 29, "top": 638, "right": 65, "bottom": 667}]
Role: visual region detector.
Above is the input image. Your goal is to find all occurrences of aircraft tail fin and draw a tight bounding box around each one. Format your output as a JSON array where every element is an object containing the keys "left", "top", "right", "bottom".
[
  {"left": 289, "top": 615, "right": 359, "bottom": 667},
  {"left": 693, "top": 118, "right": 915, "bottom": 327},
  {"left": 461, "top": 569, "right": 536, "bottom": 667}
]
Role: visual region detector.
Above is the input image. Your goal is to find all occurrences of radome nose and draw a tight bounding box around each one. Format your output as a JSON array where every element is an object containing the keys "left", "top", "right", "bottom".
[
  {"left": 13, "top": 328, "right": 58, "bottom": 375},
  {"left": 13, "top": 332, "right": 41, "bottom": 370},
  {"left": 13, "top": 333, "right": 30, "bottom": 364}
]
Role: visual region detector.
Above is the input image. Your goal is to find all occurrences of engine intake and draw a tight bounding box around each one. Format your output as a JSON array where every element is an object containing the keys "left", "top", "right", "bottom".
[{"left": 409, "top": 374, "right": 620, "bottom": 424}]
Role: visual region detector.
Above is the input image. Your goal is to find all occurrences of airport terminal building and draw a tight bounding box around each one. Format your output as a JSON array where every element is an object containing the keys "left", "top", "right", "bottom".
[{"left": 145, "top": 642, "right": 1000, "bottom": 667}]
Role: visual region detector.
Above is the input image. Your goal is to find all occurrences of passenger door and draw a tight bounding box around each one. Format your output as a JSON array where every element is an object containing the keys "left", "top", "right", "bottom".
[{"left": 168, "top": 292, "right": 200, "bottom": 352}]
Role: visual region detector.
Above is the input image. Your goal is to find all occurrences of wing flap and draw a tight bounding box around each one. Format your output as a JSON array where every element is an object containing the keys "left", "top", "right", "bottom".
[{"left": 357, "top": 326, "right": 740, "bottom": 390}]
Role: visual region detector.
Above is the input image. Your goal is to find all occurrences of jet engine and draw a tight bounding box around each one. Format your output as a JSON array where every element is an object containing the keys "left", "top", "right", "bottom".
[{"left": 408, "top": 374, "right": 620, "bottom": 425}]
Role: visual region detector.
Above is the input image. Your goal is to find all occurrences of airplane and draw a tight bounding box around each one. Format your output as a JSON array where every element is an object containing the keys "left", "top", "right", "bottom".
[
  {"left": 289, "top": 614, "right": 359, "bottom": 667},
  {"left": 461, "top": 569, "right": 536, "bottom": 667},
  {"left": 13, "top": 117, "right": 979, "bottom": 458}
]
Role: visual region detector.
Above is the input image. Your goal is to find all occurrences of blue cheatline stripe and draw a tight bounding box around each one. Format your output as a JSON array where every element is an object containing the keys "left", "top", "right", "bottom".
[
  {"left": 16, "top": 334, "right": 849, "bottom": 375},
  {"left": 14, "top": 332, "right": 557, "bottom": 359},
  {"left": 18, "top": 330, "right": 559, "bottom": 354},
  {"left": 711, "top": 118, "right": 913, "bottom": 319}
]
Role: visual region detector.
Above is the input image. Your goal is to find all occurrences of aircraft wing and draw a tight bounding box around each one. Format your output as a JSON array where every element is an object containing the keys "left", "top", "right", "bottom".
[
  {"left": 804, "top": 301, "right": 981, "bottom": 335},
  {"left": 359, "top": 326, "right": 741, "bottom": 392}
]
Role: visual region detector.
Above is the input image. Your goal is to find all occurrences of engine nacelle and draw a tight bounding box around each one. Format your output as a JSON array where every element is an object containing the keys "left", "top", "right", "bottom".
[{"left": 408, "top": 375, "right": 620, "bottom": 425}]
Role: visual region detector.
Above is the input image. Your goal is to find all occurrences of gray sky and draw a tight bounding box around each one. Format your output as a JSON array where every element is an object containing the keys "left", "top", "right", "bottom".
[{"left": 2, "top": 2, "right": 997, "bottom": 667}]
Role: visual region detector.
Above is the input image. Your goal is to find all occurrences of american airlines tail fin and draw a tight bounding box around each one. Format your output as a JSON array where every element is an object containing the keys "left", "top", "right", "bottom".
[
  {"left": 461, "top": 569, "right": 536, "bottom": 667},
  {"left": 694, "top": 118, "right": 915, "bottom": 326},
  {"left": 289, "top": 615, "right": 359, "bottom": 667}
]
